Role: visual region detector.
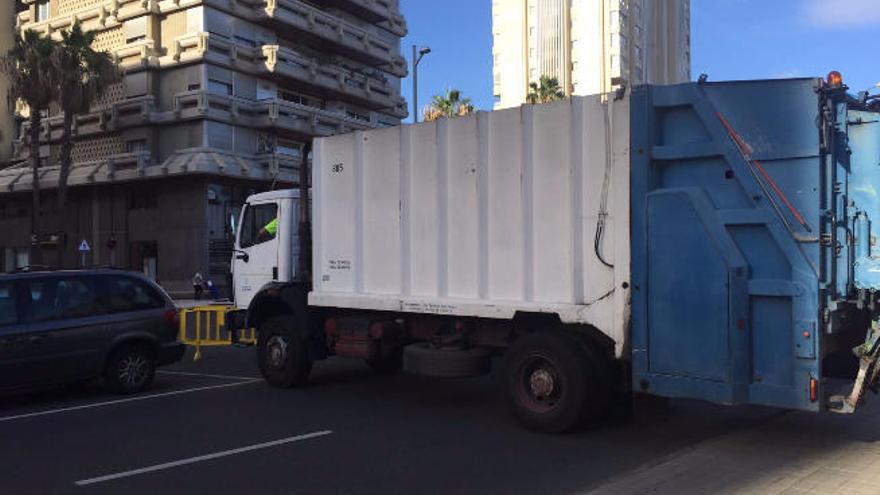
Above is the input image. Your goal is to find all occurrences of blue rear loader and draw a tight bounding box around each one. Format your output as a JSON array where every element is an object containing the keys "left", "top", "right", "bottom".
[{"left": 631, "top": 77, "right": 880, "bottom": 413}]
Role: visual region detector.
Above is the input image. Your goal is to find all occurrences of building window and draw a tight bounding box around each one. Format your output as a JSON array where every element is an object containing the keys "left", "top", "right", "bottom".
[
  {"left": 611, "top": 33, "right": 628, "bottom": 52},
  {"left": 239, "top": 203, "right": 278, "bottom": 249},
  {"left": 35, "top": 1, "right": 49, "bottom": 22},
  {"left": 124, "top": 17, "right": 148, "bottom": 44},
  {"left": 610, "top": 10, "right": 619, "bottom": 29},
  {"left": 126, "top": 139, "right": 147, "bottom": 153},
  {"left": 280, "top": 90, "right": 324, "bottom": 109},
  {"left": 275, "top": 138, "right": 302, "bottom": 158},
  {"left": 346, "top": 109, "right": 370, "bottom": 122},
  {"left": 208, "top": 79, "right": 232, "bottom": 96}
]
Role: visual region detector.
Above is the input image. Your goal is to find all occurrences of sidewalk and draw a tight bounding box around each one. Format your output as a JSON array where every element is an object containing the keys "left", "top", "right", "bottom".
[{"left": 587, "top": 397, "right": 880, "bottom": 494}]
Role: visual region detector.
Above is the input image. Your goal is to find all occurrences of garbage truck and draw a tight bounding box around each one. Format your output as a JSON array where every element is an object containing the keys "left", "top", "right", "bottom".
[{"left": 230, "top": 75, "right": 880, "bottom": 432}]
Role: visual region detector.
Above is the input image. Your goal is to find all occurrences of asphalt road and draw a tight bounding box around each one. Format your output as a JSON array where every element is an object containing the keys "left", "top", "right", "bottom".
[{"left": 0, "top": 347, "right": 782, "bottom": 495}]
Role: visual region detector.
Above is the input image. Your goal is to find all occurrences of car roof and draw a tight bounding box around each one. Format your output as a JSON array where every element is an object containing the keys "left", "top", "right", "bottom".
[{"left": 0, "top": 268, "right": 148, "bottom": 280}]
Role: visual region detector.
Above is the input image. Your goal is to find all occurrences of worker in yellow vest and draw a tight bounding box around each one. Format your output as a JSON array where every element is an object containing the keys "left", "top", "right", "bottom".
[{"left": 259, "top": 217, "right": 278, "bottom": 241}]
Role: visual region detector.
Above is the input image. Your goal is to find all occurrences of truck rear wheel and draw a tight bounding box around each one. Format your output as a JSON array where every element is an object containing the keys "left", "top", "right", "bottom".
[
  {"left": 257, "top": 316, "right": 312, "bottom": 388},
  {"left": 503, "top": 332, "right": 602, "bottom": 433}
]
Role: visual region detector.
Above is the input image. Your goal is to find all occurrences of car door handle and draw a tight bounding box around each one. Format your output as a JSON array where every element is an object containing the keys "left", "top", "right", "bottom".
[{"left": 27, "top": 335, "right": 48, "bottom": 344}]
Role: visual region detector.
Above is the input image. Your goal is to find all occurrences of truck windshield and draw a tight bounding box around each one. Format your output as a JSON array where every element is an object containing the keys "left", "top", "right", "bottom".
[{"left": 239, "top": 203, "right": 279, "bottom": 249}]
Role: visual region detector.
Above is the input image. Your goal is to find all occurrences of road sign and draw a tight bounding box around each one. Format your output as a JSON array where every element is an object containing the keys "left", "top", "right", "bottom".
[{"left": 79, "top": 240, "right": 91, "bottom": 252}]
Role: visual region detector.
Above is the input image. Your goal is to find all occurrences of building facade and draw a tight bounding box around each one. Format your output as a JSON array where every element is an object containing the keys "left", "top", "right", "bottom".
[
  {"left": 0, "top": 0, "right": 407, "bottom": 295},
  {"left": 492, "top": 0, "right": 691, "bottom": 109},
  {"left": 0, "top": 2, "right": 21, "bottom": 164}
]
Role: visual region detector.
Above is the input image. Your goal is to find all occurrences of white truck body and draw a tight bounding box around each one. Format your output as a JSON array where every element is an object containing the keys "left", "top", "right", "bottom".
[{"left": 310, "top": 95, "right": 632, "bottom": 356}]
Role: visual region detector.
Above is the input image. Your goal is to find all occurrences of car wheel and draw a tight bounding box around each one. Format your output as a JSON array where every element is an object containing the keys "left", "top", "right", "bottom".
[
  {"left": 503, "top": 332, "right": 601, "bottom": 433},
  {"left": 257, "top": 316, "right": 313, "bottom": 388},
  {"left": 104, "top": 344, "right": 156, "bottom": 394}
]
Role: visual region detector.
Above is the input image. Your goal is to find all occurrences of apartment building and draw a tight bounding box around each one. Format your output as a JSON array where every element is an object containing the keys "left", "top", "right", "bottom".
[
  {"left": 0, "top": 2, "right": 19, "bottom": 164},
  {"left": 0, "top": 0, "right": 407, "bottom": 294},
  {"left": 492, "top": 0, "right": 691, "bottom": 109}
]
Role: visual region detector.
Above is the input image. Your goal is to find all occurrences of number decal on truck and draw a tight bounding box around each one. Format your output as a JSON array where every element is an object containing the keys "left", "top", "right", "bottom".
[
  {"left": 329, "top": 259, "right": 351, "bottom": 270},
  {"left": 331, "top": 163, "right": 344, "bottom": 174}
]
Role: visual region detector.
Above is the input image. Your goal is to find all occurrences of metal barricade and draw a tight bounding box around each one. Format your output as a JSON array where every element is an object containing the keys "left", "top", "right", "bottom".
[{"left": 178, "top": 305, "right": 256, "bottom": 361}]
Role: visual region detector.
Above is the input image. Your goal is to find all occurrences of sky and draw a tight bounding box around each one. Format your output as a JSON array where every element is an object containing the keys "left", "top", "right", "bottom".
[{"left": 399, "top": 0, "right": 880, "bottom": 122}]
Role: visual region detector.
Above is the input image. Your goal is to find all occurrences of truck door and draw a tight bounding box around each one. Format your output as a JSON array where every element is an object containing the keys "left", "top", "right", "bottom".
[
  {"left": 631, "top": 80, "right": 824, "bottom": 412},
  {"left": 233, "top": 201, "right": 280, "bottom": 310}
]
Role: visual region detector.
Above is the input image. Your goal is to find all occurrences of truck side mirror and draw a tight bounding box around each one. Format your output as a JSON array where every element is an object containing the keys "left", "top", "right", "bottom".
[{"left": 234, "top": 251, "right": 249, "bottom": 263}]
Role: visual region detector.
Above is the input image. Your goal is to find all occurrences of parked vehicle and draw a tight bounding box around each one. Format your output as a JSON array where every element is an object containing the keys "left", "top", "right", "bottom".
[
  {"left": 0, "top": 269, "right": 184, "bottom": 394},
  {"left": 230, "top": 76, "right": 880, "bottom": 432}
]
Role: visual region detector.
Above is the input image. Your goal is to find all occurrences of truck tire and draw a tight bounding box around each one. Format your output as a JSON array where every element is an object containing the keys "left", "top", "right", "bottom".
[
  {"left": 503, "top": 332, "right": 601, "bottom": 433},
  {"left": 257, "top": 316, "right": 312, "bottom": 388},
  {"left": 403, "top": 343, "right": 491, "bottom": 378}
]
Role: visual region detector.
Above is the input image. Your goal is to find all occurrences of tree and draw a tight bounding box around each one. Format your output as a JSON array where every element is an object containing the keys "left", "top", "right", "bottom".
[
  {"left": 527, "top": 75, "right": 566, "bottom": 104},
  {"left": 54, "top": 22, "right": 121, "bottom": 209},
  {"left": 423, "top": 89, "right": 475, "bottom": 122},
  {"left": 1, "top": 29, "right": 59, "bottom": 253}
]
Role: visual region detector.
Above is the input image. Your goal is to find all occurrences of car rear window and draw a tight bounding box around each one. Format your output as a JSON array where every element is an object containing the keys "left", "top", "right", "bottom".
[
  {"left": 0, "top": 282, "right": 16, "bottom": 327},
  {"left": 102, "top": 276, "right": 165, "bottom": 313},
  {"left": 21, "top": 277, "right": 104, "bottom": 322}
]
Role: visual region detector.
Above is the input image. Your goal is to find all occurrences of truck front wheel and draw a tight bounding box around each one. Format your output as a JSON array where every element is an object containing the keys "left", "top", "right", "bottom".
[
  {"left": 503, "top": 332, "right": 601, "bottom": 433},
  {"left": 257, "top": 316, "right": 313, "bottom": 388}
]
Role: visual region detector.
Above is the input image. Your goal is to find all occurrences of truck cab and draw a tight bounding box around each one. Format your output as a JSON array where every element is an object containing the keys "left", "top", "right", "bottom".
[{"left": 231, "top": 190, "right": 300, "bottom": 311}]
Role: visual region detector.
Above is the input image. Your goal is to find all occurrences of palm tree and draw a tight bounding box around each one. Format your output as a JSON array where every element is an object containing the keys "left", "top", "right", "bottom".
[
  {"left": 527, "top": 75, "right": 566, "bottom": 104},
  {"left": 54, "top": 22, "right": 121, "bottom": 209},
  {"left": 423, "top": 89, "right": 475, "bottom": 122},
  {"left": 1, "top": 29, "right": 59, "bottom": 253}
]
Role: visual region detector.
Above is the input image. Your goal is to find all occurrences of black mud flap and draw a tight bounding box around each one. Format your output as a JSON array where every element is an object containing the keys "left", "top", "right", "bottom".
[{"left": 829, "top": 320, "right": 880, "bottom": 413}]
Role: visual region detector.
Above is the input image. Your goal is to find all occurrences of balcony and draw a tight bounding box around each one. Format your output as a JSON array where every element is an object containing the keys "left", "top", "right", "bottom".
[
  {"left": 251, "top": 0, "right": 408, "bottom": 77},
  {"left": 167, "top": 33, "right": 406, "bottom": 118},
  {"left": 18, "top": 95, "right": 157, "bottom": 142},
  {"left": 170, "top": 90, "right": 379, "bottom": 137},
  {"left": 262, "top": 45, "right": 407, "bottom": 118},
  {"left": 308, "top": 0, "right": 407, "bottom": 37},
  {"left": 16, "top": 0, "right": 154, "bottom": 35},
  {"left": 0, "top": 146, "right": 299, "bottom": 193}
]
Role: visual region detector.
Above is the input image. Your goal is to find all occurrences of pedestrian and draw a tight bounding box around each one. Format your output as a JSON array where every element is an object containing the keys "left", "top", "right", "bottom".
[{"left": 192, "top": 271, "right": 204, "bottom": 300}]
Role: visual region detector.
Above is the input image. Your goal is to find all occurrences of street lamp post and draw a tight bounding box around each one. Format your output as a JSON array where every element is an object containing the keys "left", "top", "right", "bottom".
[{"left": 412, "top": 45, "right": 431, "bottom": 123}]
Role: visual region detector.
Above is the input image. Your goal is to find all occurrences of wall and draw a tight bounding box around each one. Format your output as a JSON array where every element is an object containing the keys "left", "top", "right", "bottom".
[{"left": 0, "top": 1, "right": 16, "bottom": 162}]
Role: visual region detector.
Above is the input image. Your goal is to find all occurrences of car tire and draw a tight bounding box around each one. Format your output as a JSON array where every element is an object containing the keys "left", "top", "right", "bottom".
[
  {"left": 503, "top": 332, "right": 602, "bottom": 433},
  {"left": 103, "top": 344, "right": 156, "bottom": 394},
  {"left": 257, "top": 316, "right": 313, "bottom": 388}
]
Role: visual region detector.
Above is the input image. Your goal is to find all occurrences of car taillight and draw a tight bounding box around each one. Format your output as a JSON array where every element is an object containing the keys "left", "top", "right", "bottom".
[{"left": 164, "top": 309, "right": 180, "bottom": 328}]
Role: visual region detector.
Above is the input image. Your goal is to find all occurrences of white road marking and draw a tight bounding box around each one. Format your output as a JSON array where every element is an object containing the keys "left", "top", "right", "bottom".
[
  {"left": 0, "top": 380, "right": 261, "bottom": 423},
  {"left": 157, "top": 370, "right": 259, "bottom": 381},
  {"left": 75, "top": 430, "right": 333, "bottom": 486}
]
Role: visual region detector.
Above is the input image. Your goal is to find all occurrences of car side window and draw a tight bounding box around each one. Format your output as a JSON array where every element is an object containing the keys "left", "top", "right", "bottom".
[
  {"left": 103, "top": 276, "right": 165, "bottom": 313},
  {"left": 22, "top": 277, "right": 104, "bottom": 323},
  {"left": 0, "top": 282, "right": 17, "bottom": 328},
  {"left": 239, "top": 203, "right": 279, "bottom": 249}
]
